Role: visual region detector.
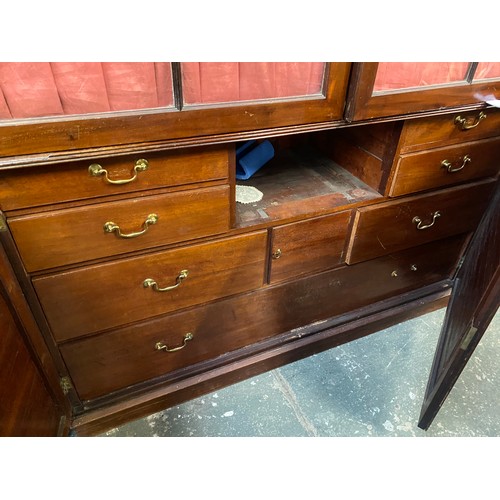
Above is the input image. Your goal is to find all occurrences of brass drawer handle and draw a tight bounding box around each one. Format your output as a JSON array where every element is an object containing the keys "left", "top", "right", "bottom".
[
  {"left": 155, "top": 333, "right": 193, "bottom": 353},
  {"left": 104, "top": 213, "right": 158, "bottom": 238},
  {"left": 272, "top": 248, "right": 282, "bottom": 259},
  {"left": 412, "top": 211, "right": 441, "bottom": 230},
  {"left": 454, "top": 111, "right": 486, "bottom": 131},
  {"left": 441, "top": 155, "right": 471, "bottom": 173},
  {"left": 143, "top": 270, "right": 189, "bottom": 292},
  {"left": 89, "top": 159, "right": 149, "bottom": 185}
]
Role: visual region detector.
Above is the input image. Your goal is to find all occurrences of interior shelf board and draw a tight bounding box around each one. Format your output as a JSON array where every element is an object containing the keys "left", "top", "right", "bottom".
[{"left": 235, "top": 148, "right": 382, "bottom": 227}]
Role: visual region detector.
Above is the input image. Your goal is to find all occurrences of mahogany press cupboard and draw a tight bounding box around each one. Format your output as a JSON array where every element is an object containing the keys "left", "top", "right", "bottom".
[{"left": 0, "top": 62, "right": 499, "bottom": 436}]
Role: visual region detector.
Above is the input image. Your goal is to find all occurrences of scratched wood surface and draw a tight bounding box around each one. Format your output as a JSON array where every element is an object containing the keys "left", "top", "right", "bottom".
[{"left": 235, "top": 148, "right": 382, "bottom": 226}]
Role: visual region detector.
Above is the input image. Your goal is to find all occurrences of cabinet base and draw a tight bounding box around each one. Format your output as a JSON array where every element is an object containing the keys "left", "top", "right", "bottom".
[{"left": 70, "top": 281, "right": 451, "bottom": 436}]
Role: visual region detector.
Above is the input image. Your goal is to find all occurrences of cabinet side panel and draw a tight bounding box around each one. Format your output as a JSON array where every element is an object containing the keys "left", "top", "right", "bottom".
[{"left": 0, "top": 290, "right": 62, "bottom": 436}]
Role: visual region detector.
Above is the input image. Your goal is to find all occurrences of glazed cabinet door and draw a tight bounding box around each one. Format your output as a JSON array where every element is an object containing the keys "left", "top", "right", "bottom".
[
  {"left": 178, "top": 62, "right": 349, "bottom": 120},
  {"left": 0, "top": 62, "right": 351, "bottom": 157},
  {"left": 346, "top": 62, "right": 500, "bottom": 121}
]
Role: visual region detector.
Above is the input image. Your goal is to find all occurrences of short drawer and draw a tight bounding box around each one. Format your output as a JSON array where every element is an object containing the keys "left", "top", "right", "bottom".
[
  {"left": 269, "top": 211, "right": 352, "bottom": 284},
  {"left": 389, "top": 136, "right": 500, "bottom": 197},
  {"left": 33, "top": 231, "right": 267, "bottom": 341},
  {"left": 0, "top": 145, "right": 230, "bottom": 211},
  {"left": 60, "top": 233, "right": 466, "bottom": 401},
  {"left": 346, "top": 179, "right": 495, "bottom": 264},
  {"left": 10, "top": 184, "right": 230, "bottom": 272},
  {"left": 399, "top": 108, "right": 500, "bottom": 153}
]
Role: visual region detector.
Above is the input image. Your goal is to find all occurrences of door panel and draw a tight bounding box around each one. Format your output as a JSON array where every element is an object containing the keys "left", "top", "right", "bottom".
[
  {"left": 0, "top": 288, "right": 64, "bottom": 436},
  {"left": 418, "top": 182, "right": 500, "bottom": 429},
  {"left": 346, "top": 63, "right": 500, "bottom": 121}
]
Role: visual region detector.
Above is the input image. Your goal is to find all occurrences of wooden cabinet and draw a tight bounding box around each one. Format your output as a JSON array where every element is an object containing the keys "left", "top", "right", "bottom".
[
  {"left": 346, "top": 62, "right": 500, "bottom": 121},
  {"left": 0, "top": 62, "right": 498, "bottom": 436}
]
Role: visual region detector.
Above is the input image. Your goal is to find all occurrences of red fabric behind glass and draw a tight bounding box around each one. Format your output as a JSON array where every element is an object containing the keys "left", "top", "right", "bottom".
[
  {"left": 373, "top": 62, "right": 470, "bottom": 92},
  {"left": 0, "top": 62, "right": 173, "bottom": 119},
  {"left": 51, "top": 62, "right": 111, "bottom": 114},
  {"left": 182, "top": 62, "right": 325, "bottom": 104},
  {"left": 0, "top": 62, "right": 64, "bottom": 118},
  {"left": 154, "top": 62, "right": 174, "bottom": 107},
  {"left": 0, "top": 86, "right": 12, "bottom": 119},
  {"left": 475, "top": 62, "right": 500, "bottom": 81},
  {"left": 102, "top": 63, "right": 160, "bottom": 111}
]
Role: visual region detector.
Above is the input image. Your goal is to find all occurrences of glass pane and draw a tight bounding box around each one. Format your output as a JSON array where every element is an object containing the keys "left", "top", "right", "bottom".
[
  {"left": 182, "top": 62, "right": 325, "bottom": 105},
  {"left": 473, "top": 62, "right": 500, "bottom": 81},
  {"left": 0, "top": 62, "right": 174, "bottom": 120},
  {"left": 373, "top": 62, "right": 470, "bottom": 93}
]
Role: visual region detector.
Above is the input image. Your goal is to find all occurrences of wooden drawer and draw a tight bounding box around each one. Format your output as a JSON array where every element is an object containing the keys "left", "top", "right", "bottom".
[
  {"left": 399, "top": 108, "right": 500, "bottom": 154},
  {"left": 10, "top": 185, "right": 230, "bottom": 272},
  {"left": 346, "top": 179, "right": 495, "bottom": 264},
  {"left": 0, "top": 145, "right": 230, "bottom": 211},
  {"left": 269, "top": 210, "right": 352, "bottom": 284},
  {"left": 33, "top": 231, "right": 267, "bottom": 341},
  {"left": 389, "top": 136, "right": 500, "bottom": 197},
  {"left": 60, "top": 233, "right": 466, "bottom": 401}
]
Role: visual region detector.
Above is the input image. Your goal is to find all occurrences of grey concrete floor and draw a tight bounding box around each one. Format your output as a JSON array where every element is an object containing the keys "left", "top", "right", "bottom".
[{"left": 102, "top": 307, "right": 499, "bottom": 437}]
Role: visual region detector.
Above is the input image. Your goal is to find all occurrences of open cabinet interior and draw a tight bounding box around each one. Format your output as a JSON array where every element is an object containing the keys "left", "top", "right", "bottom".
[{"left": 233, "top": 123, "right": 402, "bottom": 228}]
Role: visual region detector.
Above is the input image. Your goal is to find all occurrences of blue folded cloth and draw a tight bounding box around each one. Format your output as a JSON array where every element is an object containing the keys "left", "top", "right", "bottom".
[{"left": 235, "top": 140, "right": 274, "bottom": 180}]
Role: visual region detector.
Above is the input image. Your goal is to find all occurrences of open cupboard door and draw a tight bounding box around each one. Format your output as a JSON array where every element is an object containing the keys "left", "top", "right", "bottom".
[
  {"left": 418, "top": 182, "right": 499, "bottom": 430},
  {"left": 0, "top": 224, "right": 69, "bottom": 436}
]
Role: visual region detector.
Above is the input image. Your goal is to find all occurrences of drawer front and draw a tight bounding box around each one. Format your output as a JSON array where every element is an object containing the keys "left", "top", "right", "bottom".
[
  {"left": 269, "top": 211, "right": 352, "bottom": 284},
  {"left": 61, "top": 234, "right": 466, "bottom": 401},
  {"left": 400, "top": 108, "right": 500, "bottom": 153},
  {"left": 10, "top": 185, "right": 230, "bottom": 272},
  {"left": 389, "top": 136, "right": 500, "bottom": 197},
  {"left": 346, "top": 179, "right": 495, "bottom": 264},
  {"left": 34, "top": 231, "right": 267, "bottom": 341},
  {"left": 0, "top": 146, "right": 229, "bottom": 211}
]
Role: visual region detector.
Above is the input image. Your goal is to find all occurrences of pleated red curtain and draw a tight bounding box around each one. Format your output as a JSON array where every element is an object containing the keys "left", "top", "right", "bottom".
[
  {"left": 0, "top": 62, "right": 173, "bottom": 119},
  {"left": 373, "top": 62, "right": 470, "bottom": 93},
  {"left": 181, "top": 62, "right": 325, "bottom": 105}
]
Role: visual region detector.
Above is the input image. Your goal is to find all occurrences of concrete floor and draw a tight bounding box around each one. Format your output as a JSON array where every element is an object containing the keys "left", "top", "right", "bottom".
[{"left": 102, "top": 307, "right": 499, "bottom": 437}]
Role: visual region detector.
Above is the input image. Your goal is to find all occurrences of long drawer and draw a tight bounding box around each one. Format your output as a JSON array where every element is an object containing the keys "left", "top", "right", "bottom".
[
  {"left": 399, "top": 108, "right": 500, "bottom": 153},
  {"left": 346, "top": 179, "right": 495, "bottom": 264},
  {"left": 10, "top": 184, "right": 230, "bottom": 272},
  {"left": 34, "top": 231, "right": 268, "bottom": 341},
  {"left": 389, "top": 136, "right": 500, "bottom": 197},
  {"left": 60, "top": 234, "right": 467, "bottom": 401},
  {"left": 0, "top": 145, "right": 230, "bottom": 211}
]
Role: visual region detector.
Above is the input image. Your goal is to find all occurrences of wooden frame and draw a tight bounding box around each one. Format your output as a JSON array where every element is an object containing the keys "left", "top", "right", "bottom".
[
  {"left": 0, "top": 63, "right": 351, "bottom": 158},
  {"left": 345, "top": 63, "right": 500, "bottom": 121}
]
